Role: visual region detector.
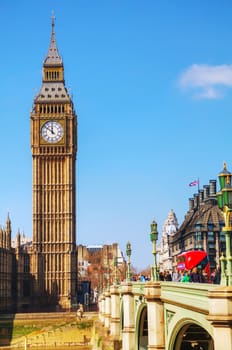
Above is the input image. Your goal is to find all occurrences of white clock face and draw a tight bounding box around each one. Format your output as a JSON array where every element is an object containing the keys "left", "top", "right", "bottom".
[{"left": 41, "top": 121, "right": 64, "bottom": 143}]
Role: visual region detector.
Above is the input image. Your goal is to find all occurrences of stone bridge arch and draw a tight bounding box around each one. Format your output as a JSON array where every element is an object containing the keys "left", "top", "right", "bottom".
[
  {"left": 167, "top": 315, "right": 214, "bottom": 350},
  {"left": 135, "top": 303, "right": 148, "bottom": 350}
]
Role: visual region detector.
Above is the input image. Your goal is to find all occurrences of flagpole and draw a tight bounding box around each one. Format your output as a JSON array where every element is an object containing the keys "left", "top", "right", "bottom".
[{"left": 197, "top": 178, "right": 199, "bottom": 210}]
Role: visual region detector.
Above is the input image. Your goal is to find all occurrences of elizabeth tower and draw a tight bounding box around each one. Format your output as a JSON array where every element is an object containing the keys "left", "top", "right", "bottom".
[{"left": 30, "top": 17, "right": 77, "bottom": 310}]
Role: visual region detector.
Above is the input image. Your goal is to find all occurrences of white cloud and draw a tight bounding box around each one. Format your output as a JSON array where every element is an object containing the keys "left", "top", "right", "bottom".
[{"left": 179, "top": 64, "right": 232, "bottom": 99}]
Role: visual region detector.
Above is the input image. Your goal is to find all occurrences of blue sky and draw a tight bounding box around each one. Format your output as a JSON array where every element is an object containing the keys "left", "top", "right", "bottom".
[{"left": 0, "top": 1, "right": 232, "bottom": 270}]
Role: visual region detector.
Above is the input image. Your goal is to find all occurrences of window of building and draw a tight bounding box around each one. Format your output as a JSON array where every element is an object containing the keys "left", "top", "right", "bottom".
[
  {"left": 23, "top": 280, "right": 30, "bottom": 297},
  {"left": 220, "top": 232, "right": 225, "bottom": 241},
  {"left": 207, "top": 222, "right": 214, "bottom": 230},
  {"left": 195, "top": 232, "right": 202, "bottom": 241},
  {"left": 24, "top": 255, "right": 30, "bottom": 273},
  {"left": 207, "top": 232, "right": 215, "bottom": 242}
]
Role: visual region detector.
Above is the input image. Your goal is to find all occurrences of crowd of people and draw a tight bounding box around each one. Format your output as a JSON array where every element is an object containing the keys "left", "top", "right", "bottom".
[
  {"left": 129, "top": 266, "right": 221, "bottom": 284},
  {"left": 159, "top": 266, "right": 221, "bottom": 284}
]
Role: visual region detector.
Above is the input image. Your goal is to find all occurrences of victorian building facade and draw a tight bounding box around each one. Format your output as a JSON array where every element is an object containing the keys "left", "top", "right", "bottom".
[
  {"left": 78, "top": 243, "right": 126, "bottom": 291},
  {"left": 169, "top": 180, "right": 225, "bottom": 272}
]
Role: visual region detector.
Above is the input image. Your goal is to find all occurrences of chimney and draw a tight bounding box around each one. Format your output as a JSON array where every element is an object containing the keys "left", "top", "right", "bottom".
[
  {"left": 209, "top": 180, "right": 217, "bottom": 196},
  {"left": 189, "top": 198, "right": 194, "bottom": 211},
  {"left": 203, "top": 185, "right": 210, "bottom": 201},
  {"left": 199, "top": 189, "right": 204, "bottom": 204},
  {"left": 194, "top": 193, "right": 199, "bottom": 208}
]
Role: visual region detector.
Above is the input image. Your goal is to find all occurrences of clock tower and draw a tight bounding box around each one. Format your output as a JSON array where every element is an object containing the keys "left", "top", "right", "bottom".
[{"left": 30, "top": 16, "right": 77, "bottom": 310}]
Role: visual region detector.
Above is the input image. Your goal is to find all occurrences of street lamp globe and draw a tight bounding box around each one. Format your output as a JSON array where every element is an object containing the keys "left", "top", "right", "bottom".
[{"left": 150, "top": 220, "right": 158, "bottom": 242}]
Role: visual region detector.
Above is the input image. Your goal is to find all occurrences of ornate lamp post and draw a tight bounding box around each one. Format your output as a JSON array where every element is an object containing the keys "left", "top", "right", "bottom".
[
  {"left": 217, "top": 162, "right": 232, "bottom": 286},
  {"left": 113, "top": 256, "right": 119, "bottom": 285},
  {"left": 150, "top": 220, "right": 159, "bottom": 282},
  {"left": 126, "top": 241, "right": 132, "bottom": 281}
]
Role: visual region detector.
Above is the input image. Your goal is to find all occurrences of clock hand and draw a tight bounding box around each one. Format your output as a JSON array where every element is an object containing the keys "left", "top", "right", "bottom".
[{"left": 45, "top": 124, "right": 55, "bottom": 134}]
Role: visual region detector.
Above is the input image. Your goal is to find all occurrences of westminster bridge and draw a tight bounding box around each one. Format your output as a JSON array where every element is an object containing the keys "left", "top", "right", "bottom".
[{"left": 93, "top": 280, "right": 232, "bottom": 350}]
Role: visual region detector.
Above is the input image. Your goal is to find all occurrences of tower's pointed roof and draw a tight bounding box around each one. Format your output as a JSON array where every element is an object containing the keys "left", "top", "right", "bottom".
[
  {"left": 162, "top": 209, "right": 178, "bottom": 236},
  {"left": 44, "top": 13, "right": 63, "bottom": 66}
]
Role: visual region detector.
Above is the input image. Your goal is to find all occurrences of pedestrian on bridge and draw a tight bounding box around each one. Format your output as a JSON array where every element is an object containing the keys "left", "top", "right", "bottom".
[{"left": 181, "top": 270, "right": 190, "bottom": 282}]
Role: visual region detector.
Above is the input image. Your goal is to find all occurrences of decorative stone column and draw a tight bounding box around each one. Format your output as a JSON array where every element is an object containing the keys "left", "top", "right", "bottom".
[
  {"left": 104, "top": 289, "right": 111, "bottom": 329},
  {"left": 98, "top": 294, "right": 102, "bottom": 323},
  {"left": 99, "top": 293, "right": 105, "bottom": 324},
  {"left": 207, "top": 287, "right": 232, "bottom": 350},
  {"left": 145, "top": 282, "right": 165, "bottom": 350},
  {"left": 110, "top": 284, "right": 120, "bottom": 339},
  {"left": 122, "top": 282, "right": 135, "bottom": 350}
]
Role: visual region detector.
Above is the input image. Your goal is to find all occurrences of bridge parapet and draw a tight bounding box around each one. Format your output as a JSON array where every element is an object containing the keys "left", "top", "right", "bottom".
[{"left": 161, "top": 281, "right": 214, "bottom": 314}]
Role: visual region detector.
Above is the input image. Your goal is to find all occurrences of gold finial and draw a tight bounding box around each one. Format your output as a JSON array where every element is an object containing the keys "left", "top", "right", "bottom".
[{"left": 224, "top": 162, "right": 227, "bottom": 171}]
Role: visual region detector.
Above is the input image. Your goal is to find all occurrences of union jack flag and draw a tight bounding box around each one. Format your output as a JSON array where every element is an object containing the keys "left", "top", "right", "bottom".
[{"left": 189, "top": 180, "right": 199, "bottom": 187}]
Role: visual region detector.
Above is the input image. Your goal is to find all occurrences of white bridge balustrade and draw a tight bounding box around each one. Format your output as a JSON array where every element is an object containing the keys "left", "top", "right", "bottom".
[{"left": 93, "top": 280, "right": 232, "bottom": 350}]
